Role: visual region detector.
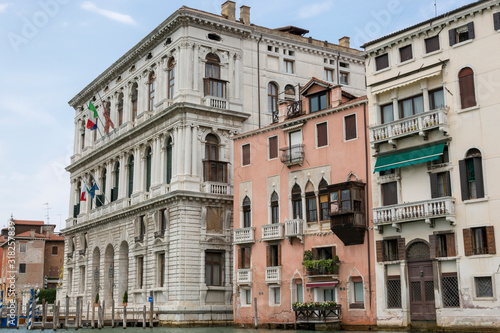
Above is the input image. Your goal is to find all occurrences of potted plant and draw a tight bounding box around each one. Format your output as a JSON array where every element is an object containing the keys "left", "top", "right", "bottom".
[
  {"left": 95, "top": 292, "right": 99, "bottom": 306},
  {"left": 123, "top": 291, "right": 128, "bottom": 306}
]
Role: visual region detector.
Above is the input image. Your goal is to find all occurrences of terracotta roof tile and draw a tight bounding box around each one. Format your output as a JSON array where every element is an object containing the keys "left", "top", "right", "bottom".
[
  {"left": 13, "top": 220, "right": 44, "bottom": 225},
  {"left": 16, "top": 231, "right": 45, "bottom": 238}
]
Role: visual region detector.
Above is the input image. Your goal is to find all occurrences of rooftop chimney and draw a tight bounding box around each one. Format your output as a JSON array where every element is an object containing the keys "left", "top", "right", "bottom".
[
  {"left": 30, "top": 230, "right": 35, "bottom": 238},
  {"left": 339, "top": 36, "right": 350, "bottom": 48},
  {"left": 240, "top": 6, "right": 250, "bottom": 25},
  {"left": 221, "top": 1, "right": 236, "bottom": 21}
]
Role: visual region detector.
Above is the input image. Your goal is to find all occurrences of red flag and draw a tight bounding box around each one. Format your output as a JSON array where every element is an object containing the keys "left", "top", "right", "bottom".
[
  {"left": 86, "top": 119, "right": 97, "bottom": 130},
  {"left": 80, "top": 191, "right": 86, "bottom": 201},
  {"left": 101, "top": 101, "right": 114, "bottom": 134}
]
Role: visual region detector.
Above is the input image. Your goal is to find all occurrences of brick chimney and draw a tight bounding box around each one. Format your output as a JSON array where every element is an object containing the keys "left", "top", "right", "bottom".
[
  {"left": 339, "top": 36, "right": 350, "bottom": 48},
  {"left": 330, "top": 86, "right": 343, "bottom": 108},
  {"left": 221, "top": 1, "right": 236, "bottom": 21},
  {"left": 240, "top": 6, "right": 250, "bottom": 25},
  {"left": 30, "top": 230, "right": 35, "bottom": 238}
]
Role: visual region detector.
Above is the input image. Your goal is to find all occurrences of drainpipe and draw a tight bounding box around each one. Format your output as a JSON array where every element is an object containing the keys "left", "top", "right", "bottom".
[
  {"left": 336, "top": 51, "right": 340, "bottom": 84},
  {"left": 363, "top": 101, "right": 373, "bottom": 310},
  {"left": 257, "top": 34, "right": 263, "bottom": 129}
]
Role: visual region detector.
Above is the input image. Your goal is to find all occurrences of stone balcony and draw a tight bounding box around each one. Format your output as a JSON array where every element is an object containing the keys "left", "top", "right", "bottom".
[
  {"left": 373, "top": 197, "right": 455, "bottom": 229},
  {"left": 202, "top": 181, "right": 232, "bottom": 195},
  {"left": 261, "top": 223, "right": 284, "bottom": 241},
  {"left": 203, "top": 96, "right": 228, "bottom": 110},
  {"left": 237, "top": 269, "right": 252, "bottom": 285},
  {"left": 234, "top": 227, "right": 255, "bottom": 244},
  {"left": 285, "top": 218, "right": 304, "bottom": 243},
  {"left": 265, "top": 266, "right": 281, "bottom": 284},
  {"left": 370, "top": 108, "right": 448, "bottom": 150}
]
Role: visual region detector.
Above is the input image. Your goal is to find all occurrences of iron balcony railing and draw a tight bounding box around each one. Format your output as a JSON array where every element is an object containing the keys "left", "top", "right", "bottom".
[{"left": 280, "top": 145, "right": 304, "bottom": 166}]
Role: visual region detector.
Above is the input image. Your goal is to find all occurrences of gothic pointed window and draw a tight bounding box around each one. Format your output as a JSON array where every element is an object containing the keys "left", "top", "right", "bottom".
[
  {"left": 271, "top": 191, "right": 279, "bottom": 224},
  {"left": 268, "top": 82, "right": 278, "bottom": 114},
  {"left": 292, "top": 184, "right": 302, "bottom": 219},
  {"left": 243, "top": 196, "right": 251, "bottom": 228}
]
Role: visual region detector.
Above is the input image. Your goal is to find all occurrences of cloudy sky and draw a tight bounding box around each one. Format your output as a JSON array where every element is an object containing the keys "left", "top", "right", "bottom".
[{"left": 0, "top": 0, "right": 473, "bottom": 230}]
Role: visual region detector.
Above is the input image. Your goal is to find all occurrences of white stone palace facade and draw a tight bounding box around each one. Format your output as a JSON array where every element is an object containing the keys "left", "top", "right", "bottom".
[
  {"left": 364, "top": 0, "right": 500, "bottom": 329},
  {"left": 62, "top": 1, "right": 365, "bottom": 323}
]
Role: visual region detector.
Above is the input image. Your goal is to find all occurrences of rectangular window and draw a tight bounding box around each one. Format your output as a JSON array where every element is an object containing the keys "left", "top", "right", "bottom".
[
  {"left": 449, "top": 22, "right": 475, "bottom": 46},
  {"left": 19, "top": 263, "right": 26, "bottom": 274},
  {"left": 316, "top": 122, "right": 328, "bottom": 147},
  {"left": 20, "top": 243, "right": 26, "bottom": 253},
  {"left": 344, "top": 114, "right": 357, "bottom": 140},
  {"left": 324, "top": 288, "right": 335, "bottom": 301},
  {"left": 425, "top": 35, "right": 440, "bottom": 53},
  {"left": 158, "top": 252, "right": 165, "bottom": 287},
  {"left": 434, "top": 233, "right": 456, "bottom": 258},
  {"left": 52, "top": 246, "right": 58, "bottom": 255},
  {"left": 267, "top": 244, "right": 281, "bottom": 267},
  {"left": 306, "top": 195, "right": 317, "bottom": 222},
  {"left": 242, "top": 144, "right": 251, "bottom": 166},
  {"left": 339, "top": 62, "right": 349, "bottom": 68},
  {"left": 399, "top": 94, "right": 424, "bottom": 118},
  {"left": 429, "top": 88, "right": 445, "bottom": 110},
  {"left": 324, "top": 68, "right": 334, "bottom": 82},
  {"left": 382, "top": 181, "right": 398, "bottom": 206},
  {"left": 292, "top": 197, "right": 302, "bottom": 219},
  {"left": 240, "top": 247, "right": 251, "bottom": 269},
  {"left": 340, "top": 72, "right": 349, "bottom": 85},
  {"left": 381, "top": 104, "right": 394, "bottom": 124},
  {"left": 284, "top": 59, "right": 294, "bottom": 74},
  {"left": 375, "top": 53, "right": 389, "bottom": 71},
  {"left": 384, "top": 239, "right": 399, "bottom": 261},
  {"left": 472, "top": 227, "right": 488, "bottom": 255},
  {"left": 430, "top": 171, "right": 451, "bottom": 198},
  {"left": 442, "top": 273, "right": 460, "bottom": 307},
  {"left": 459, "top": 155, "right": 484, "bottom": 201},
  {"left": 137, "top": 256, "right": 144, "bottom": 289},
  {"left": 494, "top": 12, "right": 500, "bottom": 31},
  {"left": 319, "top": 194, "right": 329, "bottom": 221},
  {"left": 387, "top": 276, "right": 402, "bottom": 308},
  {"left": 354, "top": 281, "right": 364, "bottom": 302},
  {"left": 205, "top": 251, "right": 223, "bottom": 286},
  {"left": 244, "top": 289, "right": 252, "bottom": 305},
  {"left": 296, "top": 284, "right": 303, "bottom": 303},
  {"left": 475, "top": 276, "right": 493, "bottom": 298},
  {"left": 268, "top": 136, "right": 278, "bottom": 159},
  {"left": 399, "top": 45, "right": 413, "bottom": 62},
  {"left": 270, "top": 286, "right": 281, "bottom": 305},
  {"left": 310, "top": 92, "right": 328, "bottom": 113}
]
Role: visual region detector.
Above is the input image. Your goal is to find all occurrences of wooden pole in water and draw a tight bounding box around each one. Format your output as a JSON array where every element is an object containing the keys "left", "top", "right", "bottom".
[
  {"left": 87, "top": 302, "right": 89, "bottom": 325},
  {"left": 64, "top": 296, "right": 69, "bottom": 329},
  {"left": 97, "top": 301, "right": 102, "bottom": 329},
  {"left": 91, "top": 302, "right": 95, "bottom": 329},
  {"left": 142, "top": 305, "right": 146, "bottom": 328},
  {"left": 123, "top": 305, "right": 126, "bottom": 329},
  {"left": 149, "top": 291, "right": 153, "bottom": 328},
  {"left": 75, "top": 297, "right": 80, "bottom": 331},
  {"left": 102, "top": 300, "right": 105, "bottom": 328},
  {"left": 55, "top": 301, "right": 60, "bottom": 331},
  {"left": 79, "top": 298, "right": 83, "bottom": 328},
  {"left": 15, "top": 301, "right": 19, "bottom": 329},
  {"left": 111, "top": 301, "right": 115, "bottom": 327},
  {"left": 253, "top": 297, "right": 258, "bottom": 329},
  {"left": 42, "top": 299, "right": 46, "bottom": 330}
]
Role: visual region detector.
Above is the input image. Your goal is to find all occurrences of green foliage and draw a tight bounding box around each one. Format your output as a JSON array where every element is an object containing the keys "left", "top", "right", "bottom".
[
  {"left": 302, "top": 259, "right": 339, "bottom": 273},
  {"left": 39, "top": 288, "right": 57, "bottom": 304},
  {"left": 95, "top": 292, "right": 99, "bottom": 304},
  {"left": 123, "top": 291, "right": 128, "bottom": 304},
  {"left": 303, "top": 250, "right": 313, "bottom": 262},
  {"left": 292, "top": 301, "right": 337, "bottom": 309}
]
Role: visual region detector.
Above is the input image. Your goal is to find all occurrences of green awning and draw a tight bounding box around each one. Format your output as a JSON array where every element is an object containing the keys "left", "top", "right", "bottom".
[{"left": 374, "top": 143, "right": 445, "bottom": 173}]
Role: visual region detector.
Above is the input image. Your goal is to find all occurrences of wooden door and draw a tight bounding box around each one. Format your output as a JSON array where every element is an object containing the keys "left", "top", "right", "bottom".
[{"left": 408, "top": 261, "right": 436, "bottom": 321}]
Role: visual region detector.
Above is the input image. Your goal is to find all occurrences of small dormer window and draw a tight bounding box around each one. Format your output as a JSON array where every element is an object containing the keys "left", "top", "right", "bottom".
[
  {"left": 309, "top": 91, "right": 328, "bottom": 113},
  {"left": 208, "top": 33, "right": 221, "bottom": 41}
]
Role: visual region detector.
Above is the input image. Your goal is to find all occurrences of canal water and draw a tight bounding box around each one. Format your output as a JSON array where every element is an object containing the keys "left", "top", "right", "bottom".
[{"left": 1, "top": 328, "right": 442, "bottom": 333}]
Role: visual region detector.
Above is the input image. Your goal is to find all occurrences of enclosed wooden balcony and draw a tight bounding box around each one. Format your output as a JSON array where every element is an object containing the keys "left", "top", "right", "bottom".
[
  {"left": 373, "top": 197, "right": 455, "bottom": 228},
  {"left": 370, "top": 108, "right": 448, "bottom": 150},
  {"left": 328, "top": 181, "right": 366, "bottom": 245},
  {"left": 234, "top": 227, "right": 255, "bottom": 244},
  {"left": 261, "top": 223, "right": 284, "bottom": 241}
]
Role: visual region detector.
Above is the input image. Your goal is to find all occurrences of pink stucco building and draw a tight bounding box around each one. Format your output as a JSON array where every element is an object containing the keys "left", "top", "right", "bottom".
[{"left": 232, "top": 78, "right": 376, "bottom": 329}]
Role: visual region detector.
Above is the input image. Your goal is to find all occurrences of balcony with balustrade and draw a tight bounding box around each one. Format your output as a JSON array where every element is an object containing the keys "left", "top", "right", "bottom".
[
  {"left": 265, "top": 266, "right": 281, "bottom": 284},
  {"left": 285, "top": 219, "right": 304, "bottom": 243},
  {"left": 237, "top": 269, "right": 252, "bottom": 285},
  {"left": 234, "top": 227, "right": 255, "bottom": 244},
  {"left": 373, "top": 197, "right": 455, "bottom": 229},
  {"left": 261, "top": 223, "right": 284, "bottom": 241},
  {"left": 370, "top": 108, "right": 449, "bottom": 150}
]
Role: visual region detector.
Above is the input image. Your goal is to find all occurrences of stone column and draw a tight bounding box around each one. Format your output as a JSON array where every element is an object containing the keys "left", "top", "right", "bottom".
[
  {"left": 421, "top": 79, "right": 430, "bottom": 113},
  {"left": 193, "top": 44, "right": 199, "bottom": 91},
  {"left": 156, "top": 60, "right": 166, "bottom": 104},
  {"left": 69, "top": 179, "right": 77, "bottom": 218},
  {"left": 124, "top": 83, "right": 133, "bottom": 123},
  {"left": 139, "top": 148, "right": 146, "bottom": 192},
  {"left": 80, "top": 178, "right": 88, "bottom": 213},
  {"left": 392, "top": 97, "right": 399, "bottom": 121},
  {"left": 191, "top": 126, "right": 198, "bottom": 178},
  {"left": 175, "top": 126, "right": 184, "bottom": 175},
  {"left": 118, "top": 154, "right": 127, "bottom": 199},
  {"left": 228, "top": 52, "right": 234, "bottom": 99},
  {"left": 184, "top": 126, "right": 192, "bottom": 175},
  {"left": 133, "top": 147, "right": 141, "bottom": 195},
  {"left": 186, "top": 43, "right": 193, "bottom": 94},
  {"left": 105, "top": 161, "right": 113, "bottom": 200},
  {"left": 153, "top": 136, "right": 162, "bottom": 186},
  {"left": 159, "top": 136, "right": 167, "bottom": 184},
  {"left": 235, "top": 53, "right": 241, "bottom": 100},
  {"left": 174, "top": 49, "right": 180, "bottom": 96},
  {"left": 142, "top": 73, "right": 150, "bottom": 114},
  {"left": 74, "top": 119, "right": 80, "bottom": 154}
]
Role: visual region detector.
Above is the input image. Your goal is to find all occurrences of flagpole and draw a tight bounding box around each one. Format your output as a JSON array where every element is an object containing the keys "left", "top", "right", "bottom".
[
  {"left": 86, "top": 103, "right": 110, "bottom": 139},
  {"left": 88, "top": 171, "right": 112, "bottom": 205},
  {"left": 97, "top": 92, "right": 118, "bottom": 136}
]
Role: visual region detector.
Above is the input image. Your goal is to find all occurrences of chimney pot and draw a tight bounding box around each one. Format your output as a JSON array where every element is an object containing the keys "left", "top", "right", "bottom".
[
  {"left": 339, "top": 36, "right": 350, "bottom": 48},
  {"left": 221, "top": 1, "right": 236, "bottom": 21},
  {"left": 240, "top": 6, "right": 250, "bottom": 25}
]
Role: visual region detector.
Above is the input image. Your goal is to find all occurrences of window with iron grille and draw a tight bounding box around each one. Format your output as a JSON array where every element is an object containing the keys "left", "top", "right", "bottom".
[
  {"left": 442, "top": 274, "right": 460, "bottom": 307},
  {"left": 387, "top": 277, "right": 402, "bottom": 308},
  {"left": 475, "top": 276, "right": 493, "bottom": 298}
]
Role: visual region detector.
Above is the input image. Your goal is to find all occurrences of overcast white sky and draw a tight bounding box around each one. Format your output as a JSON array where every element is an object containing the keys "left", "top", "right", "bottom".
[{"left": 0, "top": 0, "right": 474, "bottom": 230}]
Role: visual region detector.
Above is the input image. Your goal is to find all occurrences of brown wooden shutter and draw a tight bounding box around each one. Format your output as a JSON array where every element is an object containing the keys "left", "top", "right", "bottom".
[
  {"left": 277, "top": 244, "right": 282, "bottom": 266},
  {"left": 399, "top": 45, "right": 412, "bottom": 62},
  {"left": 430, "top": 173, "right": 439, "bottom": 199},
  {"left": 467, "top": 21, "right": 475, "bottom": 39},
  {"left": 446, "top": 233, "right": 456, "bottom": 257},
  {"left": 266, "top": 245, "right": 271, "bottom": 267},
  {"left": 312, "top": 248, "right": 319, "bottom": 260},
  {"left": 445, "top": 171, "right": 452, "bottom": 197},
  {"left": 486, "top": 226, "right": 496, "bottom": 255},
  {"left": 376, "top": 54, "right": 389, "bottom": 70},
  {"left": 345, "top": 114, "right": 357, "bottom": 140},
  {"left": 473, "top": 157, "right": 485, "bottom": 198},
  {"left": 269, "top": 136, "right": 278, "bottom": 159},
  {"left": 244, "top": 247, "right": 251, "bottom": 268},
  {"left": 429, "top": 235, "right": 437, "bottom": 259},
  {"left": 331, "top": 246, "right": 337, "bottom": 259},
  {"left": 376, "top": 240, "right": 384, "bottom": 262},
  {"left": 459, "top": 160, "right": 469, "bottom": 201},
  {"left": 463, "top": 228, "right": 473, "bottom": 256},
  {"left": 237, "top": 247, "right": 242, "bottom": 269},
  {"left": 317, "top": 123, "right": 328, "bottom": 147},
  {"left": 494, "top": 12, "right": 500, "bottom": 31},
  {"left": 398, "top": 237, "right": 406, "bottom": 261},
  {"left": 449, "top": 28, "right": 456, "bottom": 46},
  {"left": 242, "top": 144, "right": 251, "bottom": 166},
  {"left": 459, "top": 68, "right": 476, "bottom": 109}
]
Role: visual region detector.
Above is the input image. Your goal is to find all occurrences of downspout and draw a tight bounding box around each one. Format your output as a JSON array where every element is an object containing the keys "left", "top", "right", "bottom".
[
  {"left": 363, "top": 101, "right": 373, "bottom": 310},
  {"left": 337, "top": 51, "right": 340, "bottom": 84},
  {"left": 257, "top": 35, "right": 263, "bottom": 129}
]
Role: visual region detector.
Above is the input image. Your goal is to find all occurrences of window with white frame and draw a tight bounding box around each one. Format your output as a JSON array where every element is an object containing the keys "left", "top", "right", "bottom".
[
  {"left": 284, "top": 59, "right": 294, "bottom": 74},
  {"left": 349, "top": 278, "right": 364, "bottom": 308},
  {"left": 241, "top": 288, "right": 252, "bottom": 306},
  {"left": 20, "top": 243, "right": 26, "bottom": 253},
  {"left": 324, "top": 68, "right": 334, "bottom": 82},
  {"left": 269, "top": 286, "right": 281, "bottom": 305}
]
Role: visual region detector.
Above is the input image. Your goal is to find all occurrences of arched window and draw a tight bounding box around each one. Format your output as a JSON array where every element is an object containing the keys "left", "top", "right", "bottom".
[
  {"left": 205, "top": 134, "right": 219, "bottom": 161},
  {"left": 268, "top": 82, "right": 278, "bottom": 113},
  {"left": 112, "top": 162, "right": 119, "bottom": 202},
  {"left": 117, "top": 93, "right": 124, "bottom": 126},
  {"left": 167, "top": 58, "right": 175, "bottom": 99},
  {"left": 128, "top": 155, "right": 134, "bottom": 198},
  {"left": 148, "top": 72, "right": 156, "bottom": 112},
  {"left": 292, "top": 184, "right": 302, "bottom": 219},
  {"left": 305, "top": 181, "right": 317, "bottom": 222},
  {"left": 271, "top": 191, "right": 279, "bottom": 224},
  {"left": 243, "top": 196, "right": 251, "bottom": 228},
  {"left": 459, "top": 148, "right": 484, "bottom": 200},
  {"left": 284, "top": 84, "right": 295, "bottom": 100},
  {"left": 204, "top": 134, "right": 226, "bottom": 182},
  {"left": 166, "top": 137, "right": 173, "bottom": 184},
  {"left": 204, "top": 53, "right": 226, "bottom": 98},
  {"left": 146, "top": 147, "right": 152, "bottom": 191},
  {"left": 458, "top": 67, "right": 476, "bottom": 109},
  {"left": 318, "top": 178, "right": 329, "bottom": 221},
  {"left": 131, "top": 82, "right": 138, "bottom": 122}
]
